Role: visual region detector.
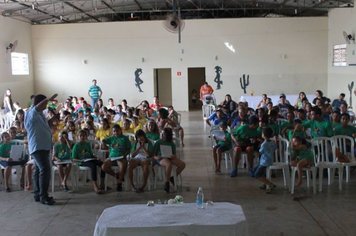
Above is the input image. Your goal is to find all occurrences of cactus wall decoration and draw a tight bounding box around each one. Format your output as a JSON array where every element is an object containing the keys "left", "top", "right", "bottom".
[
  {"left": 240, "top": 74, "right": 250, "bottom": 94},
  {"left": 348, "top": 81, "right": 354, "bottom": 107},
  {"left": 213, "top": 66, "right": 223, "bottom": 90}
]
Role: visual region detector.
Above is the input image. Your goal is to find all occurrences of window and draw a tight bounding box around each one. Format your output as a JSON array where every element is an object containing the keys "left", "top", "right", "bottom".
[
  {"left": 333, "top": 44, "right": 347, "bottom": 67},
  {"left": 11, "top": 52, "right": 29, "bottom": 75}
]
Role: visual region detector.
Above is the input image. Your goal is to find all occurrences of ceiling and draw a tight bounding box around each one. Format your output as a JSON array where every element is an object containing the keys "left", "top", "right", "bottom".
[{"left": 0, "top": 0, "right": 354, "bottom": 25}]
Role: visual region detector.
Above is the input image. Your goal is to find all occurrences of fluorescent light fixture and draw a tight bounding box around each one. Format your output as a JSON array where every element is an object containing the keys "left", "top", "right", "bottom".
[{"left": 224, "top": 42, "right": 236, "bottom": 53}]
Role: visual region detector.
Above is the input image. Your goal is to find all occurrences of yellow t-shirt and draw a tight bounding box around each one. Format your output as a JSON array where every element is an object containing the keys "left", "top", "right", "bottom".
[{"left": 96, "top": 128, "right": 111, "bottom": 141}]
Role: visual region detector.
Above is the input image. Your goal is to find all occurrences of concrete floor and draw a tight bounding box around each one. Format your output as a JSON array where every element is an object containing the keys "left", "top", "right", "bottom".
[{"left": 1, "top": 111, "right": 355, "bottom": 236}]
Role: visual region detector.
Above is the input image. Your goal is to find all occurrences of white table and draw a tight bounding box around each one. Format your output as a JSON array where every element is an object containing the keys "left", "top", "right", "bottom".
[{"left": 94, "top": 202, "right": 248, "bottom": 236}]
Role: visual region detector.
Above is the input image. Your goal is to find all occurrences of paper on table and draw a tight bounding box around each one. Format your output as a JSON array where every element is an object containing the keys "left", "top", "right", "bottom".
[
  {"left": 10, "top": 145, "right": 23, "bottom": 161},
  {"left": 160, "top": 145, "right": 173, "bottom": 158},
  {"left": 82, "top": 158, "right": 96, "bottom": 162}
]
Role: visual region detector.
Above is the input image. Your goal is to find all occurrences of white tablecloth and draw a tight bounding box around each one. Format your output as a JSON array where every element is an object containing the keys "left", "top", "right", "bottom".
[{"left": 94, "top": 202, "right": 248, "bottom": 236}]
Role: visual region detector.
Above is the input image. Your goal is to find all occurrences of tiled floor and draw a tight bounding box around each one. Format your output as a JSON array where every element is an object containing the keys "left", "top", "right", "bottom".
[{"left": 1, "top": 111, "right": 355, "bottom": 236}]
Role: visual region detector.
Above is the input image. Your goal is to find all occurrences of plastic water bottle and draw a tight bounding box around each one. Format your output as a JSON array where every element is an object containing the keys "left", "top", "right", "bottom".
[{"left": 196, "top": 187, "right": 204, "bottom": 208}]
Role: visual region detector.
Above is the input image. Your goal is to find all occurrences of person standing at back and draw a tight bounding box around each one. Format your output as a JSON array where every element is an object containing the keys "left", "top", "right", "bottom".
[
  {"left": 88, "top": 79, "right": 102, "bottom": 108},
  {"left": 25, "top": 93, "right": 57, "bottom": 205},
  {"left": 199, "top": 82, "right": 214, "bottom": 105}
]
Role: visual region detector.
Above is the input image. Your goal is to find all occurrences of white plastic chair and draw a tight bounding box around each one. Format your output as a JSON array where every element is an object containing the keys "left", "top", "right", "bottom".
[
  {"left": 312, "top": 137, "right": 343, "bottom": 192},
  {"left": 266, "top": 137, "right": 291, "bottom": 190},
  {"left": 333, "top": 135, "right": 355, "bottom": 183},
  {"left": 51, "top": 163, "right": 75, "bottom": 193},
  {"left": 153, "top": 164, "right": 181, "bottom": 192},
  {"left": 290, "top": 164, "right": 317, "bottom": 194},
  {"left": 202, "top": 104, "right": 215, "bottom": 119}
]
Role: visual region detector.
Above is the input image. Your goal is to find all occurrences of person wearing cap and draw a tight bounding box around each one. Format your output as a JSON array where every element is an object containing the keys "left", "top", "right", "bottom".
[
  {"left": 230, "top": 115, "right": 262, "bottom": 177},
  {"left": 88, "top": 79, "right": 102, "bottom": 108},
  {"left": 331, "top": 93, "right": 347, "bottom": 110}
]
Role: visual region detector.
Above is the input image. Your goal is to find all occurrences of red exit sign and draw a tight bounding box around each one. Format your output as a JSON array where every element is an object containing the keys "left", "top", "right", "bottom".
[{"left": 176, "top": 71, "right": 182, "bottom": 76}]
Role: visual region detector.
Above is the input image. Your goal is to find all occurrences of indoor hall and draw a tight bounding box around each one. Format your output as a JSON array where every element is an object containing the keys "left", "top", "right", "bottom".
[{"left": 0, "top": 111, "right": 355, "bottom": 236}]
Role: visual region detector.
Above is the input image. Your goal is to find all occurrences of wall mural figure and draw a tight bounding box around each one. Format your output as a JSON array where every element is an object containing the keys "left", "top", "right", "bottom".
[
  {"left": 213, "top": 66, "right": 223, "bottom": 90},
  {"left": 240, "top": 74, "right": 250, "bottom": 94},
  {"left": 348, "top": 81, "right": 354, "bottom": 107},
  {"left": 134, "top": 68, "right": 143, "bottom": 92}
]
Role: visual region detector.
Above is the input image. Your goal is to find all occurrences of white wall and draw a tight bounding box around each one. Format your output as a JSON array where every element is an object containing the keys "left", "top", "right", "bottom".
[
  {"left": 328, "top": 7, "right": 356, "bottom": 109},
  {"left": 31, "top": 17, "right": 327, "bottom": 111},
  {"left": 0, "top": 15, "right": 34, "bottom": 107}
]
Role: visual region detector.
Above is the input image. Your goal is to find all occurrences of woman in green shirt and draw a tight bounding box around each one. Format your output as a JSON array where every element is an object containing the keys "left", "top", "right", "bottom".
[
  {"left": 72, "top": 129, "right": 104, "bottom": 194},
  {"left": 145, "top": 119, "right": 160, "bottom": 141},
  {"left": 0, "top": 132, "right": 26, "bottom": 192},
  {"left": 101, "top": 124, "right": 131, "bottom": 192},
  {"left": 128, "top": 129, "right": 153, "bottom": 193},
  {"left": 52, "top": 131, "right": 72, "bottom": 191},
  {"left": 153, "top": 128, "right": 185, "bottom": 193}
]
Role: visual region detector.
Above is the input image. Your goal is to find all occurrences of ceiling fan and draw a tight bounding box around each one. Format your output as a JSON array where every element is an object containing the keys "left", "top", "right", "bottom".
[{"left": 163, "top": 0, "right": 185, "bottom": 43}]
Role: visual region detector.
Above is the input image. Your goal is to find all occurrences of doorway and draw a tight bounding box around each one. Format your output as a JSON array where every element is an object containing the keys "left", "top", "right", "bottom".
[
  {"left": 153, "top": 68, "right": 172, "bottom": 106},
  {"left": 188, "top": 67, "right": 206, "bottom": 110}
]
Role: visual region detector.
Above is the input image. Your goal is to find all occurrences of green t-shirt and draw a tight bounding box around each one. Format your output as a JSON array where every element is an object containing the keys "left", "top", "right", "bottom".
[
  {"left": 333, "top": 124, "right": 356, "bottom": 137},
  {"left": 153, "top": 140, "right": 176, "bottom": 157},
  {"left": 291, "top": 147, "right": 314, "bottom": 163},
  {"left": 267, "top": 123, "right": 280, "bottom": 137},
  {"left": 54, "top": 142, "right": 71, "bottom": 161},
  {"left": 279, "top": 121, "right": 294, "bottom": 134},
  {"left": 71, "top": 142, "right": 93, "bottom": 160},
  {"left": 103, "top": 135, "right": 131, "bottom": 158},
  {"left": 287, "top": 130, "right": 306, "bottom": 141},
  {"left": 132, "top": 141, "right": 154, "bottom": 158},
  {"left": 232, "top": 125, "right": 261, "bottom": 142},
  {"left": 303, "top": 119, "right": 333, "bottom": 138},
  {"left": 0, "top": 143, "right": 12, "bottom": 159},
  {"left": 217, "top": 130, "right": 232, "bottom": 149},
  {"left": 146, "top": 132, "right": 160, "bottom": 141}
]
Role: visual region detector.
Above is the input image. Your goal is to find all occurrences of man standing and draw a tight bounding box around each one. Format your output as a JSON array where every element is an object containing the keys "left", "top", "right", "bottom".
[
  {"left": 88, "top": 79, "right": 102, "bottom": 108},
  {"left": 25, "top": 93, "right": 57, "bottom": 205}
]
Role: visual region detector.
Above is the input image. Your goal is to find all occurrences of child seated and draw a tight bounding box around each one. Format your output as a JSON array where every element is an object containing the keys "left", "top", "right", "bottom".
[
  {"left": 52, "top": 131, "right": 72, "bottom": 191},
  {"left": 212, "top": 122, "right": 232, "bottom": 174},
  {"left": 230, "top": 116, "right": 262, "bottom": 177},
  {"left": 287, "top": 119, "right": 306, "bottom": 141},
  {"left": 128, "top": 129, "right": 153, "bottom": 192},
  {"left": 0, "top": 132, "right": 27, "bottom": 192},
  {"left": 145, "top": 120, "right": 160, "bottom": 141},
  {"left": 252, "top": 127, "right": 277, "bottom": 193},
  {"left": 71, "top": 129, "right": 104, "bottom": 194},
  {"left": 153, "top": 128, "right": 185, "bottom": 193},
  {"left": 290, "top": 136, "right": 314, "bottom": 187},
  {"left": 101, "top": 124, "right": 131, "bottom": 191}
]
